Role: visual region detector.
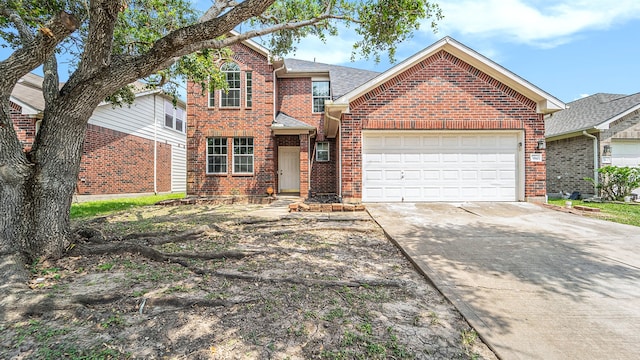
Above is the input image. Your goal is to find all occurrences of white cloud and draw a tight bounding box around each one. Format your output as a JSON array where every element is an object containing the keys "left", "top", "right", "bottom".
[{"left": 429, "top": 0, "right": 640, "bottom": 47}]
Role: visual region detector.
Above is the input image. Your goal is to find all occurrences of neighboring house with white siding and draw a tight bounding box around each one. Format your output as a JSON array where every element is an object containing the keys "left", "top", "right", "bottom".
[{"left": 11, "top": 73, "right": 186, "bottom": 197}]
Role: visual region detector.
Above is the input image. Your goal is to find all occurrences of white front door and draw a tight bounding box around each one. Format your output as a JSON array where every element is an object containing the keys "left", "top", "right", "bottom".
[{"left": 278, "top": 146, "right": 300, "bottom": 193}]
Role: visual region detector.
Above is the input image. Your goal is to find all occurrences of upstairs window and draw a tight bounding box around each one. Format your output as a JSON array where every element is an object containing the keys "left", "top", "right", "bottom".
[
  {"left": 312, "top": 80, "right": 330, "bottom": 113},
  {"left": 316, "top": 142, "right": 330, "bottom": 162},
  {"left": 220, "top": 62, "right": 241, "bottom": 108},
  {"left": 245, "top": 72, "right": 253, "bottom": 108},
  {"left": 175, "top": 108, "right": 184, "bottom": 132},
  {"left": 164, "top": 101, "right": 185, "bottom": 132}
]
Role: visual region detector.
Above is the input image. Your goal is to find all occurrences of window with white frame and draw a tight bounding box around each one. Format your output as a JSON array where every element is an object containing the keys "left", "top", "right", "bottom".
[
  {"left": 245, "top": 72, "right": 253, "bottom": 108},
  {"left": 221, "top": 62, "right": 241, "bottom": 107},
  {"left": 207, "top": 137, "right": 227, "bottom": 174},
  {"left": 316, "top": 142, "right": 329, "bottom": 162},
  {"left": 233, "top": 137, "right": 254, "bottom": 174},
  {"left": 175, "top": 107, "right": 184, "bottom": 132},
  {"left": 312, "top": 80, "right": 330, "bottom": 113},
  {"left": 208, "top": 85, "right": 215, "bottom": 108},
  {"left": 164, "top": 101, "right": 185, "bottom": 132}
]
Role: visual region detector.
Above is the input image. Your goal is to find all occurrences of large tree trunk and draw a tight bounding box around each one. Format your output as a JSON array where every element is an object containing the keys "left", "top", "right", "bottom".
[{"left": 1, "top": 101, "right": 92, "bottom": 271}]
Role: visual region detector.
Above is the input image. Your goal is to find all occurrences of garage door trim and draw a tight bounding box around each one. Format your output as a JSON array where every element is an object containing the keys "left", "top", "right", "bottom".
[{"left": 361, "top": 130, "right": 525, "bottom": 202}]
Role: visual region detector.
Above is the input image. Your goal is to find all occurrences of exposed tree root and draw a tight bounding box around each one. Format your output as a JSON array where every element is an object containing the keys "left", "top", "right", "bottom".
[{"left": 211, "top": 270, "right": 405, "bottom": 288}]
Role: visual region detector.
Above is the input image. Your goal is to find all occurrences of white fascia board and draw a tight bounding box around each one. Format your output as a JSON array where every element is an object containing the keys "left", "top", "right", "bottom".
[
  {"left": 9, "top": 96, "right": 41, "bottom": 115},
  {"left": 335, "top": 37, "right": 566, "bottom": 114},
  {"left": 228, "top": 30, "right": 271, "bottom": 59},
  {"left": 595, "top": 104, "right": 640, "bottom": 130}
]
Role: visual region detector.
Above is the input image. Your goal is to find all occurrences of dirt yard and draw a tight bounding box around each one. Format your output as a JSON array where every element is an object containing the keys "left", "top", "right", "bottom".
[{"left": 0, "top": 201, "right": 497, "bottom": 359}]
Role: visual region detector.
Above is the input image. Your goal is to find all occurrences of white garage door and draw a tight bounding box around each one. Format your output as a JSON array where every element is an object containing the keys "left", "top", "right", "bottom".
[
  {"left": 611, "top": 140, "right": 640, "bottom": 195},
  {"left": 362, "top": 132, "right": 519, "bottom": 202},
  {"left": 611, "top": 140, "right": 640, "bottom": 167}
]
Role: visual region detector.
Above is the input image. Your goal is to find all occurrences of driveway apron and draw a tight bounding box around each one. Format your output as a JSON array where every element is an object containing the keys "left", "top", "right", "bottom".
[{"left": 367, "top": 202, "right": 640, "bottom": 360}]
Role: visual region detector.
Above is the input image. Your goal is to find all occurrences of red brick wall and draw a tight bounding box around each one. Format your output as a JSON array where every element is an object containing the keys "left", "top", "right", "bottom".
[
  {"left": 187, "top": 43, "right": 276, "bottom": 196},
  {"left": 10, "top": 104, "right": 38, "bottom": 150},
  {"left": 310, "top": 138, "right": 337, "bottom": 194},
  {"left": 77, "top": 124, "right": 171, "bottom": 195},
  {"left": 11, "top": 102, "right": 170, "bottom": 195},
  {"left": 278, "top": 78, "right": 337, "bottom": 195},
  {"left": 342, "top": 50, "right": 546, "bottom": 201}
]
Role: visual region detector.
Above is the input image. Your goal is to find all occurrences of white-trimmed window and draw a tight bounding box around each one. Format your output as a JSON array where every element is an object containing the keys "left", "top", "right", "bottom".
[
  {"left": 164, "top": 101, "right": 185, "bottom": 132},
  {"left": 312, "top": 80, "right": 330, "bottom": 113},
  {"left": 207, "top": 137, "right": 228, "bottom": 174},
  {"left": 233, "top": 137, "right": 254, "bottom": 174},
  {"left": 208, "top": 86, "right": 215, "bottom": 108},
  {"left": 316, "top": 142, "right": 330, "bottom": 162},
  {"left": 245, "top": 72, "right": 253, "bottom": 108},
  {"left": 221, "top": 62, "right": 241, "bottom": 108}
]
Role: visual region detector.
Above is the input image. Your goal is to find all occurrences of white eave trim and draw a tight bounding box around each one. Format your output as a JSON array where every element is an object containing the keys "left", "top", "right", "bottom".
[
  {"left": 334, "top": 37, "right": 565, "bottom": 114},
  {"left": 595, "top": 104, "right": 640, "bottom": 130},
  {"left": 9, "top": 96, "right": 41, "bottom": 115},
  {"left": 229, "top": 30, "right": 271, "bottom": 59},
  {"left": 545, "top": 128, "right": 599, "bottom": 141}
]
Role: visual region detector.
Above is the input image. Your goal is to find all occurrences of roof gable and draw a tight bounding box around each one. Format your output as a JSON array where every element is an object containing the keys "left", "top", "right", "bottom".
[
  {"left": 545, "top": 92, "right": 640, "bottom": 138},
  {"left": 333, "top": 36, "right": 564, "bottom": 114},
  {"left": 279, "top": 58, "right": 380, "bottom": 99}
]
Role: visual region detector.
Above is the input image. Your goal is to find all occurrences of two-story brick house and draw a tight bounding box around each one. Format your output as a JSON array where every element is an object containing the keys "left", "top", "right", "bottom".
[{"left": 187, "top": 37, "right": 565, "bottom": 203}]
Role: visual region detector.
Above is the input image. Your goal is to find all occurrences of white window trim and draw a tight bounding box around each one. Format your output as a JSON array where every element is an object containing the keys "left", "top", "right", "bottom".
[
  {"left": 206, "top": 137, "right": 228, "bottom": 174},
  {"left": 208, "top": 88, "right": 215, "bottom": 108},
  {"left": 220, "top": 63, "right": 241, "bottom": 108},
  {"left": 245, "top": 71, "right": 253, "bottom": 109},
  {"left": 312, "top": 79, "right": 331, "bottom": 113},
  {"left": 164, "top": 101, "right": 186, "bottom": 133},
  {"left": 316, "top": 142, "right": 330, "bottom": 162},
  {"left": 232, "top": 137, "right": 254, "bottom": 175}
]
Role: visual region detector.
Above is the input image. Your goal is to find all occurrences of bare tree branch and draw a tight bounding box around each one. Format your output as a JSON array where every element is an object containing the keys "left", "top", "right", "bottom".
[
  {"left": 0, "top": 11, "right": 79, "bottom": 96},
  {"left": 5, "top": 9, "right": 34, "bottom": 43},
  {"left": 200, "top": 0, "right": 240, "bottom": 22},
  {"left": 153, "top": 11, "right": 353, "bottom": 73}
]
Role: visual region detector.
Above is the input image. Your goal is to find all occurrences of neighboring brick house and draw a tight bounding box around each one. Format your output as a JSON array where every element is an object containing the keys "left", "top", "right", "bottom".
[
  {"left": 188, "top": 36, "right": 565, "bottom": 203},
  {"left": 11, "top": 73, "right": 187, "bottom": 196},
  {"left": 546, "top": 93, "right": 640, "bottom": 196}
]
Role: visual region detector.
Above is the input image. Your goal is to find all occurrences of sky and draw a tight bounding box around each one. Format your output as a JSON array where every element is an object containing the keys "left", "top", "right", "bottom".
[
  {"left": 261, "top": 0, "right": 640, "bottom": 103},
  {"left": 3, "top": 1, "right": 640, "bottom": 103}
]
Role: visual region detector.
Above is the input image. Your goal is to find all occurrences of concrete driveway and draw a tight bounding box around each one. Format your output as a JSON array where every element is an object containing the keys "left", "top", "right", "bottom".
[{"left": 367, "top": 202, "right": 640, "bottom": 360}]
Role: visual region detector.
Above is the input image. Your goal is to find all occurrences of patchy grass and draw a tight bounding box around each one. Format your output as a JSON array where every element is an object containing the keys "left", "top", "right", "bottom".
[
  {"left": 548, "top": 199, "right": 640, "bottom": 227},
  {"left": 70, "top": 193, "right": 184, "bottom": 219}
]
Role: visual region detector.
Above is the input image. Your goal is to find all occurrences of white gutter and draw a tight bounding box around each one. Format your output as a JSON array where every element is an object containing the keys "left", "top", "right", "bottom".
[
  {"left": 273, "top": 63, "right": 285, "bottom": 121},
  {"left": 582, "top": 131, "right": 599, "bottom": 190}
]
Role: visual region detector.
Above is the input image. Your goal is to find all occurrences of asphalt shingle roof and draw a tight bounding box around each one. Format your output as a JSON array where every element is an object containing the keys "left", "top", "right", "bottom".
[
  {"left": 273, "top": 112, "right": 315, "bottom": 129},
  {"left": 283, "top": 58, "right": 381, "bottom": 99},
  {"left": 546, "top": 93, "right": 640, "bottom": 137}
]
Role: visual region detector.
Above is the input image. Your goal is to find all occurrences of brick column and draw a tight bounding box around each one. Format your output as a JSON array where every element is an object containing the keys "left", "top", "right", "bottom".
[{"left": 299, "top": 134, "right": 309, "bottom": 198}]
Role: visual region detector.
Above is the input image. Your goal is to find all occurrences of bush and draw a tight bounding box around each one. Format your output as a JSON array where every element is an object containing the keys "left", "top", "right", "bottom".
[{"left": 585, "top": 166, "right": 640, "bottom": 201}]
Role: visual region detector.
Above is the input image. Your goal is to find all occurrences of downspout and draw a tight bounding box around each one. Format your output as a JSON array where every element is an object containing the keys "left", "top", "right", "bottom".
[
  {"left": 272, "top": 62, "right": 285, "bottom": 122},
  {"left": 325, "top": 112, "right": 343, "bottom": 198},
  {"left": 153, "top": 94, "right": 158, "bottom": 194},
  {"left": 582, "top": 131, "right": 599, "bottom": 191},
  {"left": 272, "top": 62, "right": 286, "bottom": 193}
]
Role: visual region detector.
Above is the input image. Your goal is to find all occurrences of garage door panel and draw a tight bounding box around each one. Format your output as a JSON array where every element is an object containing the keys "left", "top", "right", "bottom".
[
  {"left": 384, "top": 170, "right": 403, "bottom": 181},
  {"left": 362, "top": 132, "right": 518, "bottom": 202}
]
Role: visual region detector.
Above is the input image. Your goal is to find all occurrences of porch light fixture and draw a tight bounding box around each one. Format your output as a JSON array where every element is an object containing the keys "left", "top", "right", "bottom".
[
  {"left": 537, "top": 139, "right": 546, "bottom": 150},
  {"left": 603, "top": 145, "right": 612, "bottom": 157}
]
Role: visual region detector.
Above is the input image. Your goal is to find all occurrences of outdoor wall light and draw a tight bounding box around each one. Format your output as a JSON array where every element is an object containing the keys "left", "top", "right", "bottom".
[
  {"left": 603, "top": 145, "right": 612, "bottom": 156},
  {"left": 537, "top": 139, "right": 546, "bottom": 150}
]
